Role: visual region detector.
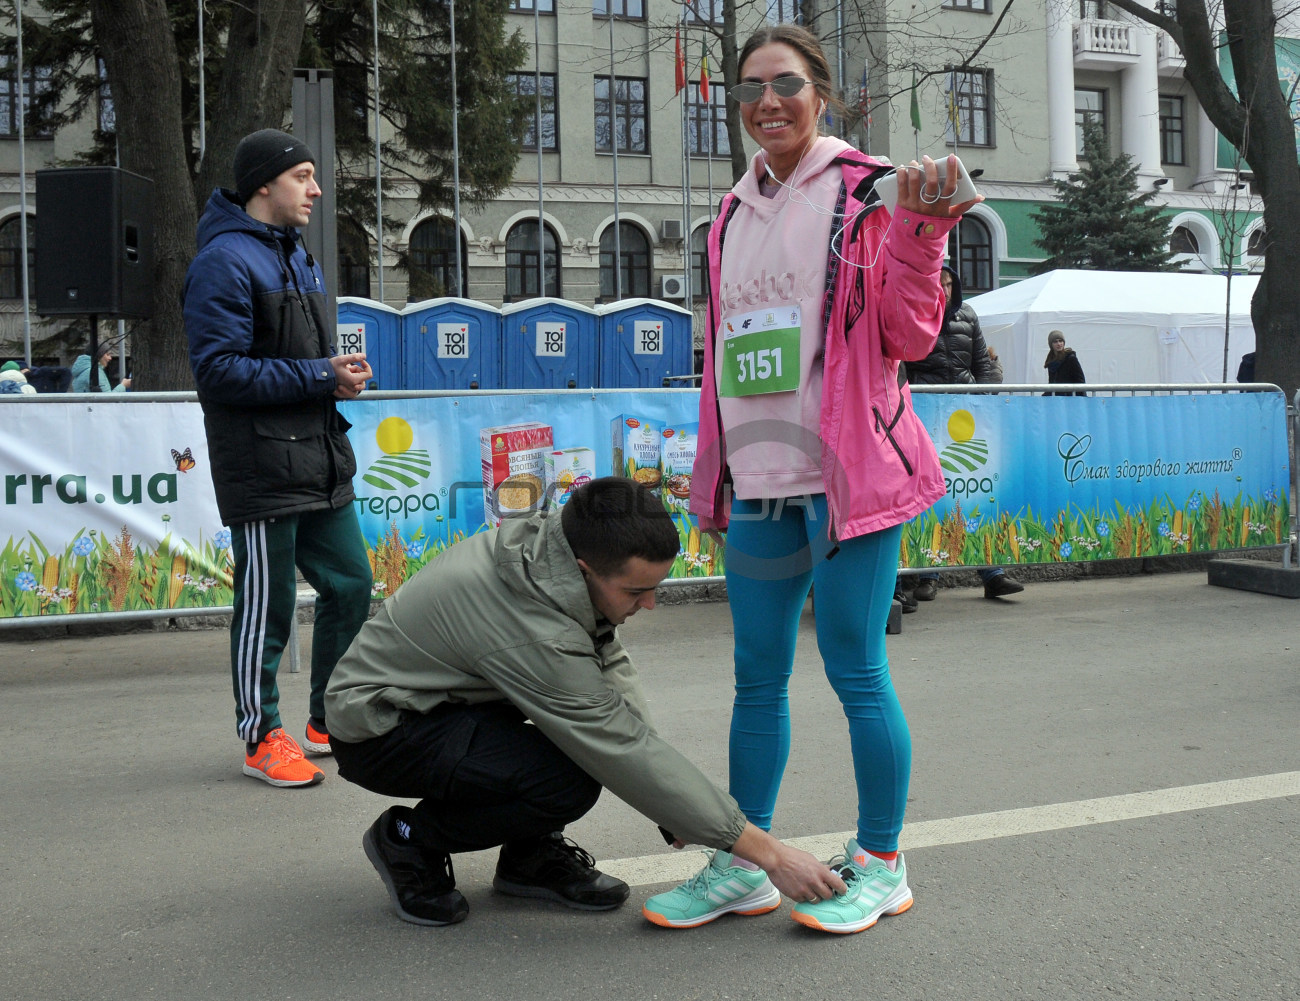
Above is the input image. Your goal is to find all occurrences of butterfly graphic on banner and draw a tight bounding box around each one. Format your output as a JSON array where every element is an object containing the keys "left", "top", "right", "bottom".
[{"left": 170, "top": 447, "right": 196, "bottom": 473}]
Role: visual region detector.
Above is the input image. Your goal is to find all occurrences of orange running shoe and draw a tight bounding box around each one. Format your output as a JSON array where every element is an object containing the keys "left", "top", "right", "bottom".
[
  {"left": 243, "top": 728, "right": 324, "bottom": 787},
  {"left": 304, "top": 717, "right": 332, "bottom": 756}
]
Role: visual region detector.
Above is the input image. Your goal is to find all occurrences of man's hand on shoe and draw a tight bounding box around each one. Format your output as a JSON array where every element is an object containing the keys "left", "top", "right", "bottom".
[{"left": 728, "top": 823, "right": 848, "bottom": 902}]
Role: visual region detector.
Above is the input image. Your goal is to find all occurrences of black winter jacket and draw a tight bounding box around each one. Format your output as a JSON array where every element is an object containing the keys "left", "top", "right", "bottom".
[
  {"left": 1044, "top": 349, "right": 1086, "bottom": 396},
  {"left": 904, "top": 266, "right": 996, "bottom": 385},
  {"left": 183, "top": 189, "right": 357, "bottom": 525}
]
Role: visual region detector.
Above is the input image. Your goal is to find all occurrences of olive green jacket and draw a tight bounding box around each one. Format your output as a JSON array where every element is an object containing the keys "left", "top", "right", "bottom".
[{"left": 325, "top": 510, "right": 747, "bottom": 850}]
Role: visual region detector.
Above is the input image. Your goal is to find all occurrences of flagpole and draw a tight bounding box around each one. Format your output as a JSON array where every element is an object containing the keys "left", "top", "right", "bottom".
[
  {"left": 706, "top": 86, "right": 714, "bottom": 231},
  {"left": 679, "top": 20, "right": 690, "bottom": 309},
  {"left": 950, "top": 72, "right": 962, "bottom": 281},
  {"left": 197, "top": 0, "right": 206, "bottom": 170},
  {"left": 534, "top": 0, "right": 544, "bottom": 298},
  {"left": 372, "top": 0, "right": 384, "bottom": 302},
  {"left": 910, "top": 66, "right": 920, "bottom": 162},
  {"left": 16, "top": 0, "right": 31, "bottom": 365},
  {"left": 449, "top": 0, "right": 463, "bottom": 297},
  {"left": 608, "top": 13, "right": 622, "bottom": 301}
]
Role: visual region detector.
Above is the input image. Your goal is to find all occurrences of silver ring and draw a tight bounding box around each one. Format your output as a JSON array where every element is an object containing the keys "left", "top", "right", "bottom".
[{"left": 919, "top": 187, "right": 942, "bottom": 204}]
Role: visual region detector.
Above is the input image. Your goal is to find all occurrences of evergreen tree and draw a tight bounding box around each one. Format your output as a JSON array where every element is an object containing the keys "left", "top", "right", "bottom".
[{"left": 1031, "top": 119, "right": 1179, "bottom": 274}]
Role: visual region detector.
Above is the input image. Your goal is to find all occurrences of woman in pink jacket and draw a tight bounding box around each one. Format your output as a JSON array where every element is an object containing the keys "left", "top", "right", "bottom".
[{"left": 643, "top": 25, "right": 979, "bottom": 935}]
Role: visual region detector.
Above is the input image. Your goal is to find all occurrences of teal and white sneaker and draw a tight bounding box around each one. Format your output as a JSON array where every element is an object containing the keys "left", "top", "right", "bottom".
[
  {"left": 643, "top": 850, "right": 782, "bottom": 928},
  {"left": 791, "top": 840, "right": 913, "bottom": 935}
]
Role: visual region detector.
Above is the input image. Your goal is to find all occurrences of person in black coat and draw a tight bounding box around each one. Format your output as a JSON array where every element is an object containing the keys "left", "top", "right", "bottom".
[
  {"left": 898, "top": 266, "right": 1024, "bottom": 605},
  {"left": 1044, "top": 330, "right": 1086, "bottom": 396},
  {"left": 904, "top": 266, "right": 997, "bottom": 386}
]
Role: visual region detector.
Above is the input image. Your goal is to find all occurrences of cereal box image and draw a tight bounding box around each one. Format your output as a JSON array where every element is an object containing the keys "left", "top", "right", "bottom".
[
  {"left": 611, "top": 415, "right": 663, "bottom": 489},
  {"left": 480, "top": 421, "right": 554, "bottom": 525},
  {"left": 545, "top": 447, "right": 597, "bottom": 508},
  {"left": 659, "top": 422, "right": 698, "bottom": 511}
]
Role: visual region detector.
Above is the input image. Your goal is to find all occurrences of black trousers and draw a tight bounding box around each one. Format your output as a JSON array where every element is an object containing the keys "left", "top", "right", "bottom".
[{"left": 333, "top": 701, "right": 602, "bottom": 854}]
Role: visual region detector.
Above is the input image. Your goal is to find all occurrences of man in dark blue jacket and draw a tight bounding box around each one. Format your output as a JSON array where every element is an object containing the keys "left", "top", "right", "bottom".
[{"left": 183, "top": 129, "right": 374, "bottom": 788}]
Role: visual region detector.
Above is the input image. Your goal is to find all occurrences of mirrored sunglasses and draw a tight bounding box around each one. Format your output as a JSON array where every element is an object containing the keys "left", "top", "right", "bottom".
[{"left": 729, "top": 76, "right": 810, "bottom": 103}]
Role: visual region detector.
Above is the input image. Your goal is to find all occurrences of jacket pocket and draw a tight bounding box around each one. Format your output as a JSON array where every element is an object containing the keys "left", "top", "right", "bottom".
[
  {"left": 873, "top": 395, "right": 915, "bottom": 477},
  {"left": 251, "top": 412, "right": 327, "bottom": 491},
  {"left": 330, "top": 410, "right": 357, "bottom": 482}
]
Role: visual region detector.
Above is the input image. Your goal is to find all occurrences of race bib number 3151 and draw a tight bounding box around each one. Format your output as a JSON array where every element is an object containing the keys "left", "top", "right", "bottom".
[{"left": 717, "top": 306, "right": 801, "bottom": 398}]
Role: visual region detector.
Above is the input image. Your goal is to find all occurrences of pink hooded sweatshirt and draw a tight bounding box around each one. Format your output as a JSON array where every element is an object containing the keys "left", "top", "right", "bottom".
[{"left": 690, "top": 139, "right": 954, "bottom": 543}]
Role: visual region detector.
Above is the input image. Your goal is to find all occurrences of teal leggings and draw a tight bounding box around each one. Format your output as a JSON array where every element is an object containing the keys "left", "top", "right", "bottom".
[{"left": 724, "top": 495, "right": 910, "bottom": 852}]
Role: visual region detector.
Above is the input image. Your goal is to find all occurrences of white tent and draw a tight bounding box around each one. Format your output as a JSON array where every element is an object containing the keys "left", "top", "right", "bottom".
[{"left": 965, "top": 270, "right": 1257, "bottom": 386}]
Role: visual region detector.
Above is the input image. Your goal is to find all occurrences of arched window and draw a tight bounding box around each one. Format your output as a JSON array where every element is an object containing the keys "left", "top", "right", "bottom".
[
  {"left": 599, "top": 222, "right": 650, "bottom": 300},
  {"left": 690, "top": 225, "right": 709, "bottom": 300},
  {"left": 1169, "top": 225, "right": 1199, "bottom": 256},
  {"left": 0, "top": 214, "right": 35, "bottom": 300},
  {"left": 408, "top": 217, "right": 467, "bottom": 299},
  {"left": 505, "top": 220, "right": 560, "bottom": 300},
  {"left": 946, "top": 215, "right": 993, "bottom": 294},
  {"left": 1246, "top": 226, "right": 1267, "bottom": 257},
  {"left": 338, "top": 218, "right": 372, "bottom": 298}
]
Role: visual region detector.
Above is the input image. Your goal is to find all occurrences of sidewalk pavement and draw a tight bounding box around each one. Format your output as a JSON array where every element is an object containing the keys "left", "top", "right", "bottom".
[{"left": 2, "top": 570, "right": 1296, "bottom": 1001}]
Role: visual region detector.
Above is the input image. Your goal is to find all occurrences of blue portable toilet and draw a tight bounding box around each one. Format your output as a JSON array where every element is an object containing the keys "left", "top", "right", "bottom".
[
  {"left": 401, "top": 297, "right": 502, "bottom": 390},
  {"left": 500, "top": 297, "right": 599, "bottom": 390},
  {"left": 596, "top": 298, "right": 694, "bottom": 388},
  {"left": 336, "top": 297, "right": 402, "bottom": 390}
]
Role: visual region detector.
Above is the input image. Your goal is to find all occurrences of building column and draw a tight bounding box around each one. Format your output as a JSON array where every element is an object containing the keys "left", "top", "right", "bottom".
[
  {"left": 1192, "top": 104, "right": 1226, "bottom": 192},
  {"left": 1120, "top": 15, "right": 1166, "bottom": 187},
  {"left": 1046, "top": 0, "right": 1078, "bottom": 178}
]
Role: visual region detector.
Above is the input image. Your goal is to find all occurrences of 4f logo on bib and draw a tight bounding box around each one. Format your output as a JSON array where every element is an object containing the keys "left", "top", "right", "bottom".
[{"left": 717, "top": 306, "right": 800, "bottom": 398}]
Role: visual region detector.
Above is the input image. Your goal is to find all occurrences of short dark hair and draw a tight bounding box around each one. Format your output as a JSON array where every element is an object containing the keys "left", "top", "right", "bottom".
[{"left": 561, "top": 477, "right": 680, "bottom": 576}]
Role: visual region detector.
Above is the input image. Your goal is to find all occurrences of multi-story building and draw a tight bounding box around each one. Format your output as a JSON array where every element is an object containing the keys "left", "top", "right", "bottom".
[{"left": 0, "top": 1, "right": 1271, "bottom": 361}]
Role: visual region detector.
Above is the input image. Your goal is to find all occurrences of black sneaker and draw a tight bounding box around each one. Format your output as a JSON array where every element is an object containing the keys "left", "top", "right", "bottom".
[
  {"left": 362, "top": 807, "right": 469, "bottom": 926},
  {"left": 894, "top": 588, "right": 918, "bottom": 613},
  {"left": 983, "top": 574, "right": 1025, "bottom": 599},
  {"left": 493, "top": 832, "right": 629, "bottom": 911}
]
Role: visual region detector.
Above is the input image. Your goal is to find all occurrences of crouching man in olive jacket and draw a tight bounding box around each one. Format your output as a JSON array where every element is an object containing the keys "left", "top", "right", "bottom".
[{"left": 327, "top": 477, "right": 845, "bottom": 926}]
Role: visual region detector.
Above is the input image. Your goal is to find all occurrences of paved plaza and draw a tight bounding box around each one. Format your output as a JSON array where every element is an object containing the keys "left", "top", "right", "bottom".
[{"left": 2, "top": 570, "right": 1297, "bottom": 1001}]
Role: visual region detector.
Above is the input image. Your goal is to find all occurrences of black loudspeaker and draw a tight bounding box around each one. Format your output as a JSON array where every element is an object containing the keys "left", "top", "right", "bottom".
[{"left": 35, "top": 167, "right": 155, "bottom": 319}]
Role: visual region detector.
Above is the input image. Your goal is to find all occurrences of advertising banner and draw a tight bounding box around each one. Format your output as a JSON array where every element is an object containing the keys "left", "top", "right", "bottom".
[
  {"left": 908, "top": 391, "right": 1289, "bottom": 568},
  {"left": 0, "top": 390, "right": 1290, "bottom": 621}
]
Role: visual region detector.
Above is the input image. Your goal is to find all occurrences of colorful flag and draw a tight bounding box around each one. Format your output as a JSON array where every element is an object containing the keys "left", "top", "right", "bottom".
[
  {"left": 858, "top": 67, "right": 871, "bottom": 123},
  {"left": 699, "top": 40, "right": 710, "bottom": 104},
  {"left": 675, "top": 26, "right": 686, "bottom": 95},
  {"left": 947, "top": 78, "right": 962, "bottom": 135},
  {"left": 910, "top": 69, "right": 922, "bottom": 132}
]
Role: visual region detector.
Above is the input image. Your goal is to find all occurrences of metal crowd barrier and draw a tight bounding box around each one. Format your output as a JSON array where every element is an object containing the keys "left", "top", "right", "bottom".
[{"left": 2, "top": 383, "right": 1293, "bottom": 640}]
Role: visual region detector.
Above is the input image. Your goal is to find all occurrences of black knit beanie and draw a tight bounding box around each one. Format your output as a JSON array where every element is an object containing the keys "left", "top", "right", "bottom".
[{"left": 233, "top": 129, "right": 316, "bottom": 203}]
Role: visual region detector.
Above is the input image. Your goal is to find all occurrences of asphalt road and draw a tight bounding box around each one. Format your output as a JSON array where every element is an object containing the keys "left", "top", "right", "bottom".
[{"left": 2, "top": 570, "right": 1297, "bottom": 1001}]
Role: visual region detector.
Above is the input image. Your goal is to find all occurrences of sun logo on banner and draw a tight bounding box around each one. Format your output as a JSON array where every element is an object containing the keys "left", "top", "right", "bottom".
[
  {"left": 938, "top": 409, "right": 989, "bottom": 473},
  {"left": 362, "top": 417, "right": 432, "bottom": 490}
]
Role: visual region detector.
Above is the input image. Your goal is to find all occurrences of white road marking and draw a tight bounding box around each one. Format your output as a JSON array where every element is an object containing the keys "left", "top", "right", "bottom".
[{"left": 599, "top": 771, "right": 1300, "bottom": 887}]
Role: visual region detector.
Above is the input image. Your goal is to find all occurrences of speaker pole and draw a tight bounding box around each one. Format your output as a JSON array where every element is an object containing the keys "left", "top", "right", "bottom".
[
  {"left": 88, "top": 315, "right": 100, "bottom": 393},
  {"left": 16, "top": 0, "right": 33, "bottom": 366}
]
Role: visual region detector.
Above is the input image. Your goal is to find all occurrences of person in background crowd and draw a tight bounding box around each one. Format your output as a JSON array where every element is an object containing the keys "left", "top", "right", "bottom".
[
  {"left": 0, "top": 361, "right": 37, "bottom": 395},
  {"left": 983, "top": 345, "right": 1004, "bottom": 384},
  {"left": 902, "top": 265, "right": 1025, "bottom": 603},
  {"left": 16, "top": 362, "right": 73, "bottom": 393},
  {"left": 71, "top": 344, "right": 128, "bottom": 392},
  {"left": 1044, "top": 329, "right": 1086, "bottom": 396}
]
